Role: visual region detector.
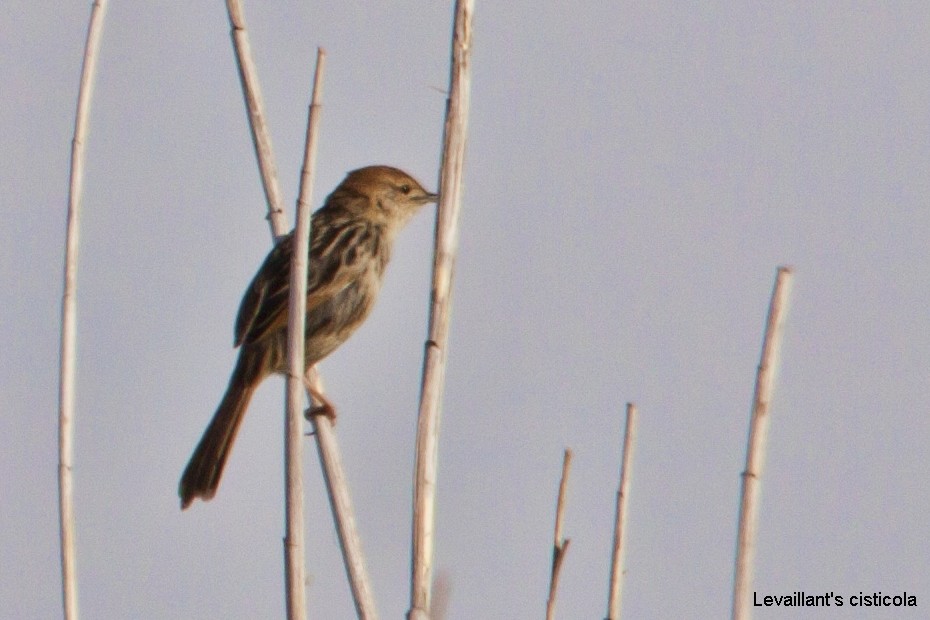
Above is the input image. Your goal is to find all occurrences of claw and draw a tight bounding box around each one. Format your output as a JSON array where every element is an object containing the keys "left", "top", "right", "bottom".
[
  {"left": 304, "top": 403, "right": 336, "bottom": 422},
  {"left": 303, "top": 384, "right": 337, "bottom": 425}
]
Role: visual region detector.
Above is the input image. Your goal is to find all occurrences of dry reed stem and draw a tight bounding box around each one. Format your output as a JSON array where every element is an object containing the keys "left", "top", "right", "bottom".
[
  {"left": 281, "top": 47, "right": 329, "bottom": 620},
  {"left": 408, "top": 1, "right": 474, "bottom": 618},
  {"left": 606, "top": 403, "right": 638, "bottom": 620},
  {"left": 731, "top": 266, "right": 794, "bottom": 620},
  {"left": 308, "top": 386, "right": 379, "bottom": 619},
  {"left": 223, "top": 10, "right": 374, "bottom": 614},
  {"left": 225, "top": 0, "right": 287, "bottom": 239},
  {"left": 546, "top": 449, "right": 573, "bottom": 620},
  {"left": 299, "top": 51, "right": 379, "bottom": 620},
  {"left": 221, "top": 23, "right": 377, "bottom": 619},
  {"left": 58, "top": 2, "right": 108, "bottom": 618},
  {"left": 294, "top": 49, "right": 379, "bottom": 618}
]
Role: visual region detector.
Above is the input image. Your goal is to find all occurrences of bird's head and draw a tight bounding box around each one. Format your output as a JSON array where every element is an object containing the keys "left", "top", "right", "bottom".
[{"left": 326, "top": 165, "right": 438, "bottom": 229}]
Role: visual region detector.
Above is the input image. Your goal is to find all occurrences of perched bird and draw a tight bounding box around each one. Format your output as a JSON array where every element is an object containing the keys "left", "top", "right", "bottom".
[{"left": 179, "top": 165, "right": 437, "bottom": 509}]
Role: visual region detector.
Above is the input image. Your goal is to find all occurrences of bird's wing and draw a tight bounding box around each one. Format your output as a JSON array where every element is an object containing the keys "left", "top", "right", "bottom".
[{"left": 234, "top": 221, "right": 377, "bottom": 347}]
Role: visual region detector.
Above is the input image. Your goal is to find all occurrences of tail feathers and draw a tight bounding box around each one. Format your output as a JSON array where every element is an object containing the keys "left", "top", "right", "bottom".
[{"left": 179, "top": 347, "right": 266, "bottom": 509}]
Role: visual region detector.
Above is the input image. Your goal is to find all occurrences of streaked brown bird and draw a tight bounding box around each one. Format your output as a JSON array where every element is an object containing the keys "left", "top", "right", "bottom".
[{"left": 179, "top": 165, "right": 437, "bottom": 509}]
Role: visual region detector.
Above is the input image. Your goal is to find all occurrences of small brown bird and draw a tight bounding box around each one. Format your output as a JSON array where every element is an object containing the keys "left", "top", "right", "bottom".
[{"left": 179, "top": 165, "right": 437, "bottom": 509}]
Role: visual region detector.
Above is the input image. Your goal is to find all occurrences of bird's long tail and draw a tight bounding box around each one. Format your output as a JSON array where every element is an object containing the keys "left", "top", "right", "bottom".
[{"left": 179, "top": 345, "right": 268, "bottom": 509}]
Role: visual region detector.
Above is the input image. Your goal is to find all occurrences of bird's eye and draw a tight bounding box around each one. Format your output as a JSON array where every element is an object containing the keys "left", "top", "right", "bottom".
[{"left": 400, "top": 184, "right": 411, "bottom": 194}]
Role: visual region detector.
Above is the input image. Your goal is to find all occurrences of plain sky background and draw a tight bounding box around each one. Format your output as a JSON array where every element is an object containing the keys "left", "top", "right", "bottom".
[{"left": 3, "top": 2, "right": 929, "bottom": 619}]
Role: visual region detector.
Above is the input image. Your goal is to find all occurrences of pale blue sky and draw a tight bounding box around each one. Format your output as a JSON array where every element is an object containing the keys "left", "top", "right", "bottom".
[{"left": 3, "top": 3, "right": 929, "bottom": 618}]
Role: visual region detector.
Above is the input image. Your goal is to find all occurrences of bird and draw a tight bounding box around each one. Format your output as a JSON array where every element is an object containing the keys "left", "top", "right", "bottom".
[{"left": 179, "top": 165, "right": 437, "bottom": 509}]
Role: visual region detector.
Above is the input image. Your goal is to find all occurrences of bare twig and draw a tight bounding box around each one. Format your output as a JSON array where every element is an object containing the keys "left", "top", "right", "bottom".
[
  {"left": 309, "top": 376, "right": 380, "bottom": 619},
  {"left": 298, "top": 50, "right": 379, "bottom": 619},
  {"left": 731, "top": 266, "right": 794, "bottom": 620},
  {"left": 58, "top": 3, "right": 108, "bottom": 619},
  {"left": 546, "top": 449, "right": 573, "bottom": 620},
  {"left": 408, "top": 2, "right": 474, "bottom": 618},
  {"left": 606, "top": 403, "right": 638, "bottom": 620},
  {"left": 222, "top": 10, "right": 376, "bottom": 614},
  {"left": 293, "top": 48, "right": 326, "bottom": 219},
  {"left": 282, "top": 47, "right": 328, "bottom": 620},
  {"left": 225, "top": 0, "right": 287, "bottom": 240}
]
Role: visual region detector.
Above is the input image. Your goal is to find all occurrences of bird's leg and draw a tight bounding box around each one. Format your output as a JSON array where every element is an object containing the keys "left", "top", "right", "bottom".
[
  {"left": 303, "top": 369, "right": 337, "bottom": 423},
  {"left": 304, "top": 383, "right": 336, "bottom": 426}
]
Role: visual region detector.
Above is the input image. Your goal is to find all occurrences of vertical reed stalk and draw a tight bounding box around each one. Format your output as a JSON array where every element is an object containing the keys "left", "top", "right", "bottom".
[
  {"left": 58, "top": 3, "right": 108, "bottom": 618},
  {"left": 224, "top": 0, "right": 287, "bottom": 240},
  {"left": 732, "top": 266, "right": 794, "bottom": 620},
  {"left": 606, "top": 403, "right": 638, "bottom": 620},
  {"left": 546, "top": 449, "right": 573, "bottom": 620},
  {"left": 281, "top": 48, "right": 328, "bottom": 620},
  {"left": 408, "top": 1, "right": 474, "bottom": 618}
]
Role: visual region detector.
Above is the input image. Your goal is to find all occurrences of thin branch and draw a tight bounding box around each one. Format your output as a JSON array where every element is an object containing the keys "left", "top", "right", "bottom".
[
  {"left": 294, "top": 48, "right": 325, "bottom": 220},
  {"left": 222, "top": 11, "right": 376, "bottom": 615},
  {"left": 225, "top": 0, "right": 287, "bottom": 240},
  {"left": 282, "top": 47, "right": 329, "bottom": 620},
  {"left": 408, "top": 2, "right": 473, "bottom": 618},
  {"left": 731, "top": 266, "right": 794, "bottom": 620},
  {"left": 298, "top": 49, "right": 379, "bottom": 620},
  {"left": 58, "top": 2, "right": 108, "bottom": 619},
  {"left": 546, "top": 449, "right": 573, "bottom": 620},
  {"left": 309, "top": 370, "right": 379, "bottom": 619},
  {"left": 606, "top": 403, "right": 638, "bottom": 620}
]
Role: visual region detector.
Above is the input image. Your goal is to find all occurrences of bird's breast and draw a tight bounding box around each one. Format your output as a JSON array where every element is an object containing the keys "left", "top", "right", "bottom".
[{"left": 301, "top": 263, "right": 385, "bottom": 365}]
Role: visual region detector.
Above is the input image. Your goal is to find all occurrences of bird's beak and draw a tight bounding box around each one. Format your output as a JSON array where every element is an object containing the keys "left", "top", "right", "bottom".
[{"left": 422, "top": 192, "right": 439, "bottom": 205}]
